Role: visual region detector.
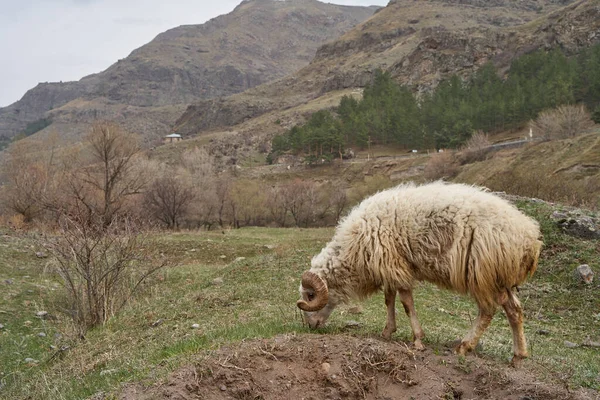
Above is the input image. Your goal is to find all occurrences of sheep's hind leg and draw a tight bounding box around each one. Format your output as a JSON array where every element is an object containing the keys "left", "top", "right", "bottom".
[
  {"left": 398, "top": 289, "right": 425, "bottom": 350},
  {"left": 382, "top": 289, "right": 397, "bottom": 340},
  {"left": 500, "top": 290, "right": 528, "bottom": 365},
  {"left": 455, "top": 304, "right": 494, "bottom": 356}
]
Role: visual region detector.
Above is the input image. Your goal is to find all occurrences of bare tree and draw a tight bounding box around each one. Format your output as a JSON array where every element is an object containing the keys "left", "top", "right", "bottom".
[
  {"left": 74, "top": 122, "right": 146, "bottom": 228},
  {"left": 144, "top": 169, "right": 195, "bottom": 229}
]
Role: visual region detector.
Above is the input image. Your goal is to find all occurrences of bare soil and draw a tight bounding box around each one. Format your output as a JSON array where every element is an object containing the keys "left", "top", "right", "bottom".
[{"left": 118, "top": 334, "right": 598, "bottom": 400}]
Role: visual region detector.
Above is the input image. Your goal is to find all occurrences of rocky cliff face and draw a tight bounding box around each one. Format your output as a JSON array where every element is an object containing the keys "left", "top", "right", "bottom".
[
  {"left": 0, "top": 0, "right": 377, "bottom": 141},
  {"left": 175, "top": 0, "right": 600, "bottom": 135}
]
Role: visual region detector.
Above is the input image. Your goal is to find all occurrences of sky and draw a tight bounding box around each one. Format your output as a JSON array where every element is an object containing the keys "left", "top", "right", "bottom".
[{"left": 0, "top": 0, "right": 387, "bottom": 107}]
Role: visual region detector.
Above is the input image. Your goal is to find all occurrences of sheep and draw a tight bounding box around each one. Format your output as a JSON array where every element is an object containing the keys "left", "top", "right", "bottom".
[{"left": 297, "top": 181, "right": 542, "bottom": 364}]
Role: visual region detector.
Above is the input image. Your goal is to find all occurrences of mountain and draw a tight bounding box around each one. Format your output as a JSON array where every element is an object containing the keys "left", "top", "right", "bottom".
[
  {"left": 174, "top": 0, "right": 599, "bottom": 137},
  {"left": 0, "top": 0, "right": 378, "bottom": 143}
]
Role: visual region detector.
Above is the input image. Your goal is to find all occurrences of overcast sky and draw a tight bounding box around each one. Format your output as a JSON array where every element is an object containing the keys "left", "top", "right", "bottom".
[{"left": 0, "top": 0, "right": 387, "bottom": 107}]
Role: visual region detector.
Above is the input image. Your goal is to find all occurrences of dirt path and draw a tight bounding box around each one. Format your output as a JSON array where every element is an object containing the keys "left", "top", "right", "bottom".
[{"left": 119, "top": 334, "right": 598, "bottom": 400}]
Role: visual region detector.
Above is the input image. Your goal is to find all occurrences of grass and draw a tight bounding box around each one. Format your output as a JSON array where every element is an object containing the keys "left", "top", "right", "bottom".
[{"left": 0, "top": 200, "right": 599, "bottom": 399}]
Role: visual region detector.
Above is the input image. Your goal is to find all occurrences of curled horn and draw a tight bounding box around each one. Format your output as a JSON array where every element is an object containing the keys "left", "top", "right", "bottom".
[{"left": 296, "top": 271, "right": 329, "bottom": 311}]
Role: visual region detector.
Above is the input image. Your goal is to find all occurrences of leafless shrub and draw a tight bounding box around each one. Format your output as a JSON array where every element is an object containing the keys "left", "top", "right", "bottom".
[
  {"left": 531, "top": 104, "right": 594, "bottom": 140},
  {"left": 424, "top": 151, "right": 460, "bottom": 181},
  {"left": 144, "top": 168, "right": 195, "bottom": 229},
  {"left": 45, "top": 215, "right": 167, "bottom": 335},
  {"left": 459, "top": 130, "right": 492, "bottom": 164}
]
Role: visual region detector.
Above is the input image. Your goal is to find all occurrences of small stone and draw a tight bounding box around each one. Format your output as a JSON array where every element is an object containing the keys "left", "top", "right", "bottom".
[
  {"left": 348, "top": 305, "right": 363, "bottom": 314},
  {"left": 24, "top": 358, "right": 37, "bottom": 363},
  {"left": 151, "top": 319, "right": 163, "bottom": 328},
  {"left": 264, "top": 244, "right": 276, "bottom": 250},
  {"left": 345, "top": 320, "right": 361, "bottom": 328},
  {"left": 564, "top": 340, "right": 578, "bottom": 348},
  {"left": 35, "top": 251, "right": 47, "bottom": 258},
  {"left": 219, "top": 255, "right": 227, "bottom": 259},
  {"left": 50, "top": 345, "right": 57, "bottom": 350},
  {"left": 190, "top": 249, "right": 197, "bottom": 252},
  {"left": 536, "top": 329, "right": 550, "bottom": 335},
  {"left": 0, "top": 323, "right": 4, "bottom": 329},
  {"left": 100, "top": 369, "right": 117, "bottom": 376},
  {"left": 212, "top": 277, "right": 224, "bottom": 285},
  {"left": 321, "top": 362, "right": 331, "bottom": 375},
  {"left": 574, "top": 264, "right": 594, "bottom": 284},
  {"left": 582, "top": 339, "right": 600, "bottom": 348},
  {"left": 234, "top": 257, "right": 246, "bottom": 263},
  {"left": 220, "top": 385, "right": 227, "bottom": 391},
  {"left": 36, "top": 311, "right": 48, "bottom": 318},
  {"left": 24, "top": 320, "right": 32, "bottom": 326},
  {"left": 191, "top": 324, "right": 200, "bottom": 329},
  {"left": 4, "top": 279, "right": 13, "bottom": 285},
  {"left": 38, "top": 332, "right": 46, "bottom": 337}
]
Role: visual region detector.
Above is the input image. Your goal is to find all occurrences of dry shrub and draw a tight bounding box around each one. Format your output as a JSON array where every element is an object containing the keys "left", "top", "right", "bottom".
[
  {"left": 488, "top": 169, "right": 600, "bottom": 209},
  {"left": 424, "top": 151, "right": 459, "bottom": 181},
  {"left": 530, "top": 104, "right": 594, "bottom": 140},
  {"left": 459, "top": 131, "right": 492, "bottom": 164},
  {"left": 45, "top": 215, "right": 167, "bottom": 335}
]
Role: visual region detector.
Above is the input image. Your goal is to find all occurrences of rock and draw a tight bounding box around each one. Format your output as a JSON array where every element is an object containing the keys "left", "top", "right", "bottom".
[
  {"left": 4, "top": 279, "right": 13, "bottom": 285},
  {"left": 321, "top": 362, "right": 331, "bottom": 375},
  {"left": 536, "top": 329, "right": 550, "bottom": 335},
  {"left": 36, "top": 311, "right": 49, "bottom": 318},
  {"left": 212, "top": 277, "right": 224, "bottom": 285},
  {"left": 574, "top": 264, "right": 594, "bottom": 284},
  {"left": 564, "top": 340, "right": 578, "bottom": 348},
  {"left": 191, "top": 323, "right": 200, "bottom": 329},
  {"left": 100, "top": 369, "right": 117, "bottom": 376},
  {"left": 345, "top": 320, "right": 361, "bottom": 328},
  {"left": 234, "top": 257, "right": 246, "bottom": 263},
  {"left": 0, "top": 323, "right": 4, "bottom": 329},
  {"left": 24, "top": 358, "right": 38, "bottom": 363},
  {"left": 551, "top": 210, "right": 600, "bottom": 239},
  {"left": 264, "top": 244, "right": 276, "bottom": 250},
  {"left": 219, "top": 255, "right": 227, "bottom": 259},
  {"left": 582, "top": 338, "right": 600, "bottom": 348},
  {"left": 220, "top": 385, "right": 227, "bottom": 391},
  {"left": 151, "top": 319, "right": 163, "bottom": 327},
  {"left": 348, "top": 305, "right": 363, "bottom": 314},
  {"left": 35, "top": 251, "right": 47, "bottom": 258},
  {"left": 38, "top": 332, "right": 46, "bottom": 337}
]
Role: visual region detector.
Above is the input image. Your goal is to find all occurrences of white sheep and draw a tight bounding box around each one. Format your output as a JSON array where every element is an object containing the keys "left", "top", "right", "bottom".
[{"left": 297, "top": 182, "right": 542, "bottom": 364}]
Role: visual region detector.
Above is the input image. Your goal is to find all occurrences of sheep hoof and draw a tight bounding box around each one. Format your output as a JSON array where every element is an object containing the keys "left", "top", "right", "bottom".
[
  {"left": 454, "top": 342, "right": 471, "bottom": 356},
  {"left": 510, "top": 353, "right": 527, "bottom": 367},
  {"left": 381, "top": 330, "right": 394, "bottom": 340},
  {"left": 413, "top": 339, "right": 425, "bottom": 351}
]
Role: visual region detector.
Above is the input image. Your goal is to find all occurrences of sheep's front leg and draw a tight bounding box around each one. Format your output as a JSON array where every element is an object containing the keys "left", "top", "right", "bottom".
[
  {"left": 399, "top": 289, "right": 425, "bottom": 350},
  {"left": 455, "top": 304, "right": 494, "bottom": 356},
  {"left": 382, "top": 289, "right": 397, "bottom": 340},
  {"left": 500, "top": 290, "right": 528, "bottom": 365}
]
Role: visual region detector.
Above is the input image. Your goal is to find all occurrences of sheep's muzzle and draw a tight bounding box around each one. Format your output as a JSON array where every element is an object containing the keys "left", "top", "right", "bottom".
[{"left": 297, "top": 271, "right": 329, "bottom": 312}]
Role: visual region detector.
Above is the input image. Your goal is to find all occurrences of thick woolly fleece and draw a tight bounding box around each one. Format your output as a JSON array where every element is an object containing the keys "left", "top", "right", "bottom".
[{"left": 309, "top": 182, "right": 542, "bottom": 311}]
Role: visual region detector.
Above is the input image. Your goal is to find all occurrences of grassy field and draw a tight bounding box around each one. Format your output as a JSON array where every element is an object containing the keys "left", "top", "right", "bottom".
[{"left": 0, "top": 200, "right": 599, "bottom": 399}]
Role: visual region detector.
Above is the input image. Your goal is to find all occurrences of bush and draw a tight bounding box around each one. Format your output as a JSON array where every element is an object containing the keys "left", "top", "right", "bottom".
[
  {"left": 459, "top": 130, "right": 492, "bottom": 164},
  {"left": 45, "top": 215, "right": 167, "bottom": 335},
  {"left": 424, "top": 151, "right": 460, "bottom": 181},
  {"left": 531, "top": 104, "right": 594, "bottom": 140}
]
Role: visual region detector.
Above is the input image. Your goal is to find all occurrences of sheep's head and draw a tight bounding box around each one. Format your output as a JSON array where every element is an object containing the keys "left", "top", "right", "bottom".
[{"left": 297, "top": 271, "right": 335, "bottom": 328}]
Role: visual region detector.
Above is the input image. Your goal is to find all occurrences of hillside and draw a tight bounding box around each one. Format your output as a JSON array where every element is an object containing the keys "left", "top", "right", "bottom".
[
  {"left": 174, "top": 0, "right": 599, "bottom": 138},
  {"left": 0, "top": 0, "right": 377, "bottom": 143}
]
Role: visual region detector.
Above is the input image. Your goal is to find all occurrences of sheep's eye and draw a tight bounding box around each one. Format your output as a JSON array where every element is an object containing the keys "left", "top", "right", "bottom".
[{"left": 308, "top": 293, "right": 315, "bottom": 301}]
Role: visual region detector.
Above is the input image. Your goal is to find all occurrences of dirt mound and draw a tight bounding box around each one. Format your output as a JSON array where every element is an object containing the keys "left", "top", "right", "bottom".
[{"left": 120, "top": 334, "right": 597, "bottom": 400}]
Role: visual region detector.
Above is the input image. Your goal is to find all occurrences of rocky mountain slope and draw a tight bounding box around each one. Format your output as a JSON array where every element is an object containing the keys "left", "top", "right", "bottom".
[
  {"left": 0, "top": 0, "right": 377, "bottom": 143},
  {"left": 175, "top": 0, "right": 599, "bottom": 136}
]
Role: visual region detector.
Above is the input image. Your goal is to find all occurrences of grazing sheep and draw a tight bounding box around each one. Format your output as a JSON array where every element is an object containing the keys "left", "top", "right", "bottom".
[{"left": 297, "top": 182, "right": 542, "bottom": 364}]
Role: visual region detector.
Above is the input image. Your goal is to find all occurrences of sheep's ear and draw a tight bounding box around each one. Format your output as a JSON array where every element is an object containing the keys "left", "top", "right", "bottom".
[{"left": 297, "top": 271, "right": 328, "bottom": 311}]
